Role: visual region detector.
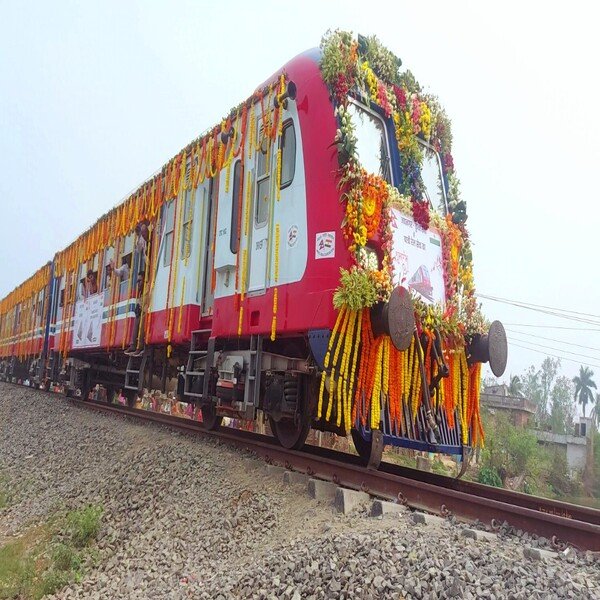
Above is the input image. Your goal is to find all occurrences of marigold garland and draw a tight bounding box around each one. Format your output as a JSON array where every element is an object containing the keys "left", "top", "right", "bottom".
[{"left": 317, "top": 31, "right": 490, "bottom": 447}]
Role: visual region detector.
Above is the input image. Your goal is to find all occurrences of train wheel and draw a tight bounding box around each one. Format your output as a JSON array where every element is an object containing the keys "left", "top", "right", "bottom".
[
  {"left": 269, "top": 416, "right": 310, "bottom": 450},
  {"left": 81, "top": 370, "right": 92, "bottom": 402},
  {"left": 199, "top": 403, "right": 222, "bottom": 431},
  {"left": 351, "top": 429, "right": 383, "bottom": 470},
  {"left": 351, "top": 429, "right": 372, "bottom": 465}
]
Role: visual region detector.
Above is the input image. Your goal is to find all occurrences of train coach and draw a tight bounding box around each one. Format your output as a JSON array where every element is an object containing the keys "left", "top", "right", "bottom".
[{"left": 0, "top": 31, "right": 507, "bottom": 468}]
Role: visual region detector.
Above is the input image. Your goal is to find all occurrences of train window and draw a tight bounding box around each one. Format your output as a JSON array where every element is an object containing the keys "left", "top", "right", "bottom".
[
  {"left": 59, "top": 289, "right": 65, "bottom": 308},
  {"left": 62, "top": 280, "right": 73, "bottom": 307},
  {"left": 82, "top": 270, "right": 99, "bottom": 297},
  {"left": 256, "top": 125, "right": 269, "bottom": 178},
  {"left": 163, "top": 200, "right": 176, "bottom": 266},
  {"left": 181, "top": 190, "right": 194, "bottom": 260},
  {"left": 119, "top": 253, "right": 132, "bottom": 294},
  {"left": 229, "top": 161, "right": 243, "bottom": 254},
  {"left": 417, "top": 139, "right": 448, "bottom": 214},
  {"left": 256, "top": 179, "right": 270, "bottom": 225},
  {"left": 103, "top": 251, "right": 112, "bottom": 291},
  {"left": 280, "top": 121, "right": 296, "bottom": 189},
  {"left": 347, "top": 102, "right": 391, "bottom": 184},
  {"left": 256, "top": 123, "right": 271, "bottom": 226},
  {"left": 79, "top": 277, "right": 87, "bottom": 299}
]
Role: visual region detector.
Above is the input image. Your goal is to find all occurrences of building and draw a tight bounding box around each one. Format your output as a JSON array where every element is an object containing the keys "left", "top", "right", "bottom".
[
  {"left": 534, "top": 417, "right": 593, "bottom": 476},
  {"left": 481, "top": 385, "right": 593, "bottom": 478},
  {"left": 481, "top": 384, "right": 536, "bottom": 427}
]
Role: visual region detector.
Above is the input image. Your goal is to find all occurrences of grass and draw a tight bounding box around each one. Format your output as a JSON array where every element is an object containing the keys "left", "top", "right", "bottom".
[
  {"left": 0, "top": 475, "right": 11, "bottom": 510},
  {"left": 65, "top": 505, "right": 103, "bottom": 548},
  {"left": 0, "top": 538, "right": 36, "bottom": 599},
  {"left": 52, "top": 543, "right": 83, "bottom": 572},
  {"left": 0, "top": 525, "right": 49, "bottom": 599},
  {"left": 382, "top": 449, "right": 457, "bottom": 477},
  {"left": 382, "top": 448, "right": 416, "bottom": 468},
  {"left": 431, "top": 457, "right": 454, "bottom": 477},
  {"left": 0, "top": 505, "right": 103, "bottom": 599}
]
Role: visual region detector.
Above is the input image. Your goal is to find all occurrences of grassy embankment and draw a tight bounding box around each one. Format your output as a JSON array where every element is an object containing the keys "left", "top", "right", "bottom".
[{"left": 0, "top": 483, "right": 103, "bottom": 600}]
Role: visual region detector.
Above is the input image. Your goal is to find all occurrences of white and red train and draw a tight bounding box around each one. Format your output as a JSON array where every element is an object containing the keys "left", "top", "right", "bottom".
[{"left": 0, "top": 33, "right": 506, "bottom": 467}]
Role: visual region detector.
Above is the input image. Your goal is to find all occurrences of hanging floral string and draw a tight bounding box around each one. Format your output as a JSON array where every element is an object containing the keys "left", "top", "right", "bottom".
[{"left": 315, "top": 30, "right": 489, "bottom": 448}]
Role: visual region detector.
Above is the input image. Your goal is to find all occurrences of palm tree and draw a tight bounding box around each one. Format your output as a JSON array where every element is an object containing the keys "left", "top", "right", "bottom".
[
  {"left": 507, "top": 374, "right": 523, "bottom": 397},
  {"left": 594, "top": 393, "right": 600, "bottom": 429},
  {"left": 573, "top": 366, "right": 597, "bottom": 417}
]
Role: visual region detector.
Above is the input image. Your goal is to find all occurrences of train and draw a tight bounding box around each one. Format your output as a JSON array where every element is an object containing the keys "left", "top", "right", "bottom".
[{"left": 0, "top": 31, "right": 507, "bottom": 469}]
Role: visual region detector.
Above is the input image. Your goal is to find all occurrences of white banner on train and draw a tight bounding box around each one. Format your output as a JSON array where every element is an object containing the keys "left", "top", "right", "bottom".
[
  {"left": 390, "top": 209, "right": 445, "bottom": 307},
  {"left": 73, "top": 293, "right": 103, "bottom": 349}
]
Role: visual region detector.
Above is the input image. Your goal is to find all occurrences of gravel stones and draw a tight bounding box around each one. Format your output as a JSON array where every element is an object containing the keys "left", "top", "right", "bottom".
[{"left": 1, "top": 383, "right": 599, "bottom": 599}]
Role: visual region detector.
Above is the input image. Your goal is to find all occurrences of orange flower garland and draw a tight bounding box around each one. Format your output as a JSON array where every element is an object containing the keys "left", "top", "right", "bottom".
[
  {"left": 1, "top": 73, "right": 291, "bottom": 365},
  {"left": 316, "top": 302, "right": 486, "bottom": 449},
  {"left": 0, "top": 264, "right": 51, "bottom": 359},
  {"left": 361, "top": 173, "right": 387, "bottom": 239}
]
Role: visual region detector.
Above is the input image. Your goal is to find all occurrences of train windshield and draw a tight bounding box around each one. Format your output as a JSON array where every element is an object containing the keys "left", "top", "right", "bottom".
[
  {"left": 418, "top": 140, "right": 448, "bottom": 214},
  {"left": 347, "top": 102, "right": 392, "bottom": 183}
]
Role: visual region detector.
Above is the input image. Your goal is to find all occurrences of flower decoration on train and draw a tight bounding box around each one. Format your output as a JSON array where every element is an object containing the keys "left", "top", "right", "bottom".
[
  {"left": 360, "top": 174, "right": 386, "bottom": 239},
  {"left": 317, "top": 30, "right": 487, "bottom": 445},
  {"left": 321, "top": 29, "right": 482, "bottom": 335},
  {"left": 0, "top": 74, "right": 292, "bottom": 362},
  {"left": 0, "top": 264, "right": 51, "bottom": 362}
]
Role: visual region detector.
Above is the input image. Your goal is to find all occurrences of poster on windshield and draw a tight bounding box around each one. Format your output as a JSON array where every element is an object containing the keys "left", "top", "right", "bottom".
[
  {"left": 390, "top": 208, "right": 446, "bottom": 307},
  {"left": 73, "top": 293, "right": 103, "bottom": 349}
]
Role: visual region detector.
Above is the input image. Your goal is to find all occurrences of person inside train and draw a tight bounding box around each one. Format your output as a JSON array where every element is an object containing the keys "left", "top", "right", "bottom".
[
  {"left": 107, "top": 223, "right": 149, "bottom": 356},
  {"left": 124, "top": 221, "right": 151, "bottom": 356},
  {"left": 125, "top": 269, "right": 146, "bottom": 356},
  {"left": 109, "top": 257, "right": 130, "bottom": 282},
  {"left": 134, "top": 221, "right": 150, "bottom": 273},
  {"left": 85, "top": 270, "right": 98, "bottom": 296}
]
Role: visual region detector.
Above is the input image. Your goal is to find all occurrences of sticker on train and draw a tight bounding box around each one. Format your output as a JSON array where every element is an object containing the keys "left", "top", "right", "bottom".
[
  {"left": 287, "top": 225, "right": 299, "bottom": 248},
  {"left": 315, "top": 231, "right": 335, "bottom": 259}
]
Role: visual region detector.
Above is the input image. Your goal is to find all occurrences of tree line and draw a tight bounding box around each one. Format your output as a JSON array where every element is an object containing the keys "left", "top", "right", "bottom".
[{"left": 488, "top": 360, "right": 600, "bottom": 434}]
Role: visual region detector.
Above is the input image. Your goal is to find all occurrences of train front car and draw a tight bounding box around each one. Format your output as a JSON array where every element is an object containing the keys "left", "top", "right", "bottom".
[{"left": 310, "top": 32, "right": 508, "bottom": 468}]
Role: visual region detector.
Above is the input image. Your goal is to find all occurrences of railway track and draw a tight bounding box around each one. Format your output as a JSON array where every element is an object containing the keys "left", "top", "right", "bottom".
[{"left": 53, "top": 394, "right": 600, "bottom": 552}]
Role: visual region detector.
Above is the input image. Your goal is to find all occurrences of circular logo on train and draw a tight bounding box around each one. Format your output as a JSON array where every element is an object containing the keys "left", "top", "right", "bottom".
[
  {"left": 287, "top": 224, "right": 299, "bottom": 248},
  {"left": 315, "top": 231, "right": 335, "bottom": 259}
]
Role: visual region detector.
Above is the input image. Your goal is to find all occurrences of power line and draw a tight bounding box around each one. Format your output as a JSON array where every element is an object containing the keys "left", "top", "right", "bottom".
[
  {"left": 477, "top": 297, "right": 600, "bottom": 326},
  {"left": 506, "top": 329, "right": 600, "bottom": 353},
  {"left": 505, "top": 323, "right": 600, "bottom": 332},
  {"left": 507, "top": 334, "right": 600, "bottom": 361},
  {"left": 508, "top": 341, "right": 600, "bottom": 369},
  {"left": 478, "top": 293, "right": 600, "bottom": 320}
]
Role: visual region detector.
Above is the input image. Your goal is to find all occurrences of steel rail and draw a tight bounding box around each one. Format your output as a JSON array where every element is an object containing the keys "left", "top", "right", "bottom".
[
  {"left": 307, "top": 445, "right": 600, "bottom": 526},
  {"left": 61, "top": 397, "right": 600, "bottom": 552}
]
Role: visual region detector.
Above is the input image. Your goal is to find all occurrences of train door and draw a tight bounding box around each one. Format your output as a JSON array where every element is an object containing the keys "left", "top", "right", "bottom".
[
  {"left": 201, "top": 178, "right": 217, "bottom": 315},
  {"left": 247, "top": 120, "right": 271, "bottom": 293}
]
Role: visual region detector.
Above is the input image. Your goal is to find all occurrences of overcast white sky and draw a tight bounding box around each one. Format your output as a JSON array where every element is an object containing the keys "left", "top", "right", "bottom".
[{"left": 1, "top": 1, "right": 599, "bottom": 388}]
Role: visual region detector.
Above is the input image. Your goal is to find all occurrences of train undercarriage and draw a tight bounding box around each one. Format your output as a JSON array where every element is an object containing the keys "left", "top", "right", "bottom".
[
  {"left": 0, "top": 333, "right": 378, "bottom": 462},
  {"left": 0, "top": 313, "right": 506, "bottom": 472}
]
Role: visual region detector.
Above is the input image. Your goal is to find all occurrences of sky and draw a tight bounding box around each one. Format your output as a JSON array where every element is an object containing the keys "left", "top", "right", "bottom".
[{"left": 1, "top": 0, "right": 599, "bottom": 392}]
